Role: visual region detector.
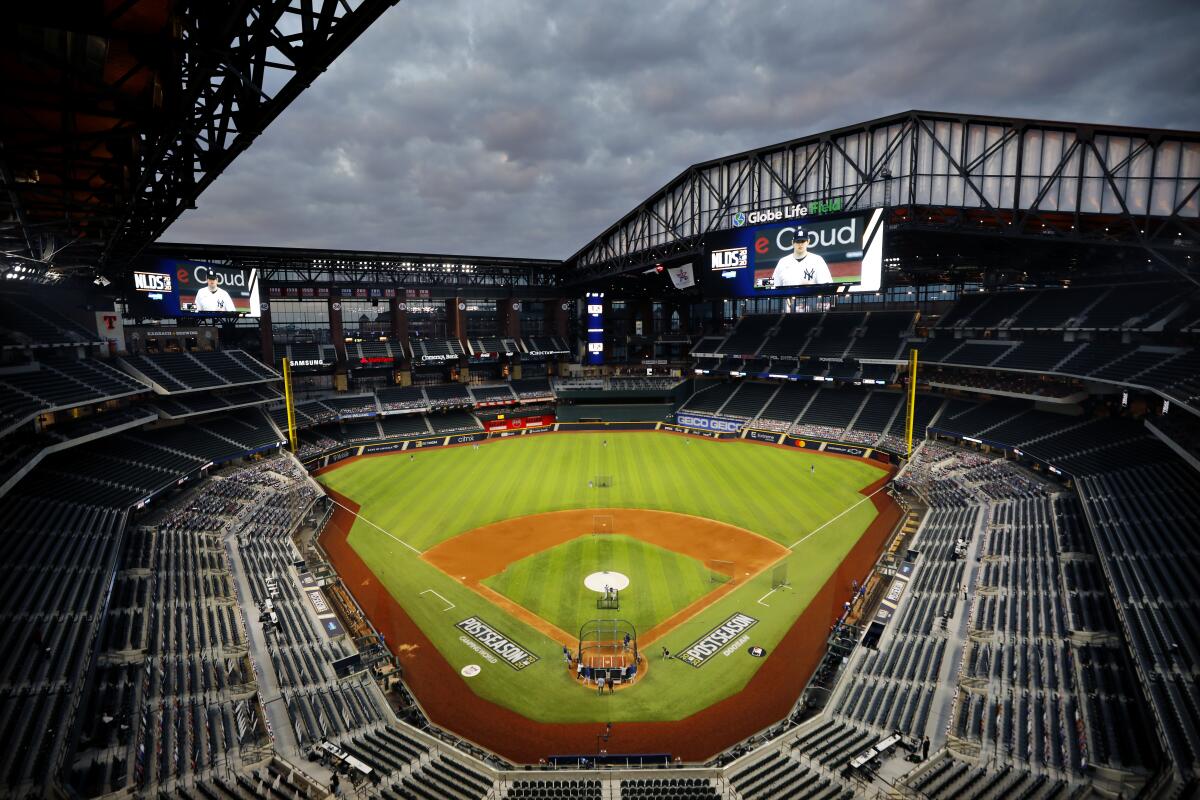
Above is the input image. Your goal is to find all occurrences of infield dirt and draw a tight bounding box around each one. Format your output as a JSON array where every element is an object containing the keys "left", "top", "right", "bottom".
[{"left": 422, "top": 508, "right": 790, "bottom": 646}]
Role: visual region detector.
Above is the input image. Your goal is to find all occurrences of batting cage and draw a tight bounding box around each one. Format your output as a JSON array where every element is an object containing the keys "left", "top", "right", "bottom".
[
  {"left": 577, "top": 618, "right": 639, "bottom": 686},
  {"left": 593, "top": 474, "right": 613, "bottom": 488}
]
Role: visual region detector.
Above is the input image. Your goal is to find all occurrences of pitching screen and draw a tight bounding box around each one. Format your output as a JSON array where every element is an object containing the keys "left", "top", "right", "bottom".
[
  {"left": 702, "top": 207, "right": 884, "bottom": 297},
  {"left": 131, "top": 258, "right": 262, "bottom": 318}
]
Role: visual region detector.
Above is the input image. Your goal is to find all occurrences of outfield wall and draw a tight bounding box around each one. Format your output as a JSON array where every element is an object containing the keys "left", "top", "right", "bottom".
[{"left": 303, "top": 420, "right": 901, "bottom": 471}]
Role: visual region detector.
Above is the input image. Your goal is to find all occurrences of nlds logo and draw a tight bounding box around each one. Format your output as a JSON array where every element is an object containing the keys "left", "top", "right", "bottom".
[
  {"left": 133, "top": 271, "right": 173, "bottom": 293},
  {"left": 710, "top": 247, "right": 748, "bottom": 271}
]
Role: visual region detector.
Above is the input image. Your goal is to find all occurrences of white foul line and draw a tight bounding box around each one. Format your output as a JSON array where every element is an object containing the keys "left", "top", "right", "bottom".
[
  {"left": 757, "top": 587, "right": 780, "bottom": 607},
  {"left": 787, "top": 485, "right": 888, "bottom": 550},
  {"left": 328, "top": 498, "right": 423, "bottom": 556},
  {"left": 419, "top": 589, "right": 456, "bottom": 611}
]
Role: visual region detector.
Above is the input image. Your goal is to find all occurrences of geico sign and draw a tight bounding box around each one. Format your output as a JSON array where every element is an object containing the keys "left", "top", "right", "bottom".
[{"left": 676, "top": 414, "right": 742, "bottom": 432}]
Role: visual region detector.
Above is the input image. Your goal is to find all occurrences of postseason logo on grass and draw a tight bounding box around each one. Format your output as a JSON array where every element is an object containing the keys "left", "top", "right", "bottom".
[
  {"left": 677, "top": 612, "right": 760, "bottom": 668},
  {"left": 456, "top": 616, "right": 540, "bottom": 670}
]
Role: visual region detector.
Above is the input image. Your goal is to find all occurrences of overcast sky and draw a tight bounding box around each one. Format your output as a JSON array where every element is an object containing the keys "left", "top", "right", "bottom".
[{"left": 162, "top": 0, "right": 1200, "bottom": 261}]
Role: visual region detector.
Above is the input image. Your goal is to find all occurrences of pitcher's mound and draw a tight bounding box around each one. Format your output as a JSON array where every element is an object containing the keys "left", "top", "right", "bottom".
[{"left": 584, "top": 571, "right": 629, "bottom": 593}]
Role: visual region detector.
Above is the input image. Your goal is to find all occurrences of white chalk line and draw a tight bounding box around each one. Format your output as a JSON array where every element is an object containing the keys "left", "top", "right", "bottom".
[
  {"left": 787, "top": 485, "right": 888, "bottom": 551},
  {"left": 419, "top": 589, "right": 456, "bottom": 611},
  {"left": 757, "top": 587, "right": 780, "bottom": 607},
  {"left": 329, "top": 498, "right": 423, "bottom": 556}
]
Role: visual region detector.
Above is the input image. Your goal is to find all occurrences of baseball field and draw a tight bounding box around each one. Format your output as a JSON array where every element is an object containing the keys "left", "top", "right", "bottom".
[{"left": 315, "top": 431, "right": 890, "bottom": 736}]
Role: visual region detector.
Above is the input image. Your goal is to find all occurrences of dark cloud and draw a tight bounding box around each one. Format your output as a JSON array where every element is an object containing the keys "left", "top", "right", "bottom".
[{"left": 163, "top": 0, "right": 1200, "bottom": 259}]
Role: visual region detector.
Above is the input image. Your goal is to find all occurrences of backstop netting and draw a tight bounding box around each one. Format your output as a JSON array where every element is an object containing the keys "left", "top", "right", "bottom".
[
  {"left": 771, "top": 561, "right": 789, "bottom": 589},
  {"left": 578, "top": 618, "right": 638, "bottom": 684},
  {"left": 706, "top": 559, "right": 736, "bottom": 585}
]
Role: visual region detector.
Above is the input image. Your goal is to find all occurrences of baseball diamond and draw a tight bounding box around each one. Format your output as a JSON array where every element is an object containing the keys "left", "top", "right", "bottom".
[{"left": 315, "top": 431, "right": 893, "bottom": 746}]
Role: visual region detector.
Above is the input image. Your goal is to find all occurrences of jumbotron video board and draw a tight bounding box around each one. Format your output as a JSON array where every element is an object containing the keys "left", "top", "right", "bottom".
[
  {"left": 702, "top": 206, "right": 884, "bottom": 297},
  {"left": 130, "top": 258, "right": 262, "bottom": 318}
]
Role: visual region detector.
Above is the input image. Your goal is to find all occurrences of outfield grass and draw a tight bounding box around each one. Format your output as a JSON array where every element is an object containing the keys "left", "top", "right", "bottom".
[
  {"left": 318, "top": 432, "right": 886, "bottom": 723},
  {"left": 482, "top": 534, "right": 716, "bottom": 637},
  {"left": 318, "top": 432, "right": 882, "bottom": 550}
]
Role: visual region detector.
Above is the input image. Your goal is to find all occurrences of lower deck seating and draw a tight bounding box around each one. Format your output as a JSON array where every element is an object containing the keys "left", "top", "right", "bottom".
[{"left": 503, "top": 778, "right": 601, "bottom": 799}]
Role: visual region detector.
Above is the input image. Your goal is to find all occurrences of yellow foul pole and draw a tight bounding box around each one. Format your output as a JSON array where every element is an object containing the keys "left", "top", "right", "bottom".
[
  {"left": 282, "top": 357, "right": 298, "bottom": 452},
  {"left": 905, "top": 349, "right": 918, "bottom": 457}
]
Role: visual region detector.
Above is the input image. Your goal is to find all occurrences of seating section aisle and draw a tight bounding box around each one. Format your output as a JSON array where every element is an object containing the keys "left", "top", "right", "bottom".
[
  {"left": 503, "top": 777, "right": 601, "bottom": 799},
  {"left": 1077, "top": 462, "right": 1200, "bottom": 783},
  {"left": 754, "top": 383, "right": 817, "bottom": 432},
  {"left": 425, "top": 384, "right": 472, "bottom": 408},
  {"left": 729, "top": 748, "right": 851, "bottom": 800},
  {"left": 720, "top": 382, "right": 778, "bottom": 419},
  {"left": 621, "top": 777, "right": 720, "bottom": 799},
  {"left": 717, "top": 315, "right": 778, "bottom": 356},
  {"left": 679, "top": 382, "right": 740, "bottom": 415},
  {"left": 74, "top": 513, "right": 258, "bottom": 793},
  {"left": 428, "top": 410, "right": 483, "bottom": 434},
  {"left": 0, "top": 498, "right": 127, "bottom": 795},
  {"left": 511, "top": 378, "right": 553, "bottom": 399},
  {"left": 832, "top": 504, "right": 974, "bottom": 737},
  {"left": 901, "top": 753, "right": 1072, "bottom": 800},
  {"left": 377, "top": 386, "right": 429, "bottom": 413},
  {"left": 471, "top": 384, "right": 517, "bottom": 404},
  {"left": 0, "top": 358, "right": 149, "bottom": 432},
  {"left": 952, "top": 498, "right": 1155, "bottom": 777},
  {"left": 380, "top": 415, "right": 433, "bottom": 438},
  {"left": 845, "top": 311, "right": 914, "bottom": 359},
  {"left": 791, "top": 388, "right": 867, "bottom": 441},
  {"left": 122, "top": 350, "right": 279, "bottom": 392},
  {"left": 0, "top": 293, "right": 101, "bottom": 346},
  {"left": 410, "top": 338, "right": 465, "bottom": 362}
]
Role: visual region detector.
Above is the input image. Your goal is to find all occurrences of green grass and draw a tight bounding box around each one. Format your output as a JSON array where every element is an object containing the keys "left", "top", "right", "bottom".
[
  {"left": 482, "top": 534, "right": 715, "bottom": 637},
  {"left": 318, "top": 432, "right": 886, "bottom": 723},
  {"left": 318, "top": 432, "right": 882, "bottom": 551}
]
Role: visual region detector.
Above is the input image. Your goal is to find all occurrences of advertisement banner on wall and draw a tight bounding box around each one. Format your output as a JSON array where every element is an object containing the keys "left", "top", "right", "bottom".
[
  {"left": 363, "top": 442, "right": 404, "bottom": 454},
  {"left": 823, "top": 443, "right": 869, "bottom": 457},
  {"left": 482, "top": 414, "right": 557, "bottom": 432},
  {"left": 660, "top": 423, "right": 724, "bottom": 438},
  {"left": 673, "top": 413, "right": 745, "bottom": 433}
]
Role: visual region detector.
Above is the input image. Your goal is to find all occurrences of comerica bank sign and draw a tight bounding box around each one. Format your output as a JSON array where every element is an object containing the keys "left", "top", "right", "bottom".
[{"left": 732, "top": 197, "right": 845, "bottom": 227}]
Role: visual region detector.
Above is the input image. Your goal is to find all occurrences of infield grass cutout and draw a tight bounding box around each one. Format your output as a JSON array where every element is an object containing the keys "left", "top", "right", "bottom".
[{"left": 483, "top": 534, "right": 715, "bottom": 637}]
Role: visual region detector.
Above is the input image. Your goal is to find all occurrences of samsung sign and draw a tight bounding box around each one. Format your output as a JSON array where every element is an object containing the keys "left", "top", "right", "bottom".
[{"left": 675, "top": 414, "right": 744, "bottom": 433}]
